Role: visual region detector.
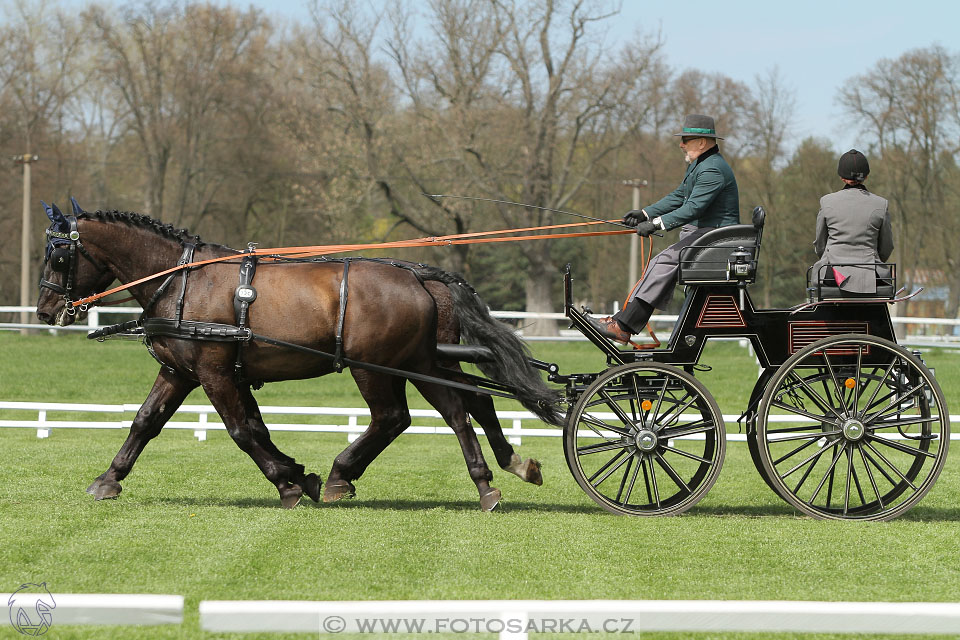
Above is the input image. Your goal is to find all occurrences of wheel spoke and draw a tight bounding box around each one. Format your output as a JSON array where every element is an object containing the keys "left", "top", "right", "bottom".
[
  {"left": 865, "top": 382, "right": 927, "bottom": 424},
  {"left": 791, "top": 372, "right": 845, "bottom": 422},
  {"left": 869, "top": 434, "right": 937, "bottom": 459},
  {"left": 809, "top": 442, "right": 845, "bottom": 504},
  {"left": 588, "top": 449, "right": 630, "bottom": 487},
  {"left": 651, "top": 376, "right": 669, "bottom": 429},
  {"left": 659, "top": 420, "right": 714, "bottom": 439},
  {"left": 577, "top": 439, "right": 632, "bottom": 455},
  {"left": 858, "top": 357, "right": 899, "bottom": 418},
  {"left": 580, "top": 412, "right": 631, "bottom": 437},
  {"left": 843, "top": 446, "right": 853, "bottom": 515},
  {"left": 870, "top": 415, "right": 941, "bottom": 430},
  {"left": 655, "top": 391, "right": 699, "bottom": 428},
  {"left": 852, "top": 346, "right": 863, "bottom": 414},
  {"left": 774, "top": 435, "right": 819, "bottom": 465},
  {"left": 768, "top": 429, "right": 842, "bottom": 443},
  {"left": 621, "top": 454, "right": 641, "bottom": 506},
  {"left": 645, "top": 455, "right": 661, "bottom": 508},
  {"left": 770, "top": 400, "right": 840, "bottom": 426},
  {"left": 654, "top": 452, "right": 691, "bottom": 494},
  {"left": 598, "top": 390, "right": 639, "bottom": 431},
  {"left": 863, "top": 441, "right": 919, "bottom": 490},
  {"left": 779, "top": 437, "right": 838, "bottom": 479},
  {"left": 615, "top": 455, "right": 636, "bottom": 504},
  {"left": 661, "top": 444, "right": 712, "bottom": 464},
  {"left": 858, "top": 445, "right": 884, "bottom": 508},
  {"left": 861, "top": 446, "right": 898, "bottom": 488},
  {"left": 818, "top": 348, "right": 849, "bottom": 418}
]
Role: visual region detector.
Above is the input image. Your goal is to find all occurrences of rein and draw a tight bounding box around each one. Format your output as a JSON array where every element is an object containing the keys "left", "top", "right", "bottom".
[{"left": 69, "top": 219, "right": 633, "bottom": 310}]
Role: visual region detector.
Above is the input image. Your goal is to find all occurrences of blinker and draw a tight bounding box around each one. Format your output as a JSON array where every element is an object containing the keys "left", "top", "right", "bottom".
[{"left": 50, "top": 247, "right": 71, "bottom": 272}]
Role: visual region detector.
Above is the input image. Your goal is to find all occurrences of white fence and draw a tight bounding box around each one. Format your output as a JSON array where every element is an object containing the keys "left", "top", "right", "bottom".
[
  {"left": 3, "top": 305, "right": 960, "bottom": 346},
  {"left": 2, "top": 401, "right": 957, "bottom": 443},
  {"left": 9, "top": 596, "right": 960, "bottom": 636},
  {"left": 200, "top": 599, "right": 960, "bottom": 636}
]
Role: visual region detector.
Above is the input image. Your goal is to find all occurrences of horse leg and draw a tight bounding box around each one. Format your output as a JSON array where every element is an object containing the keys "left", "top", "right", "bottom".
[
  {"left": 239, "top": 388, "right": 322, "bottom": 503},
  {"left": 414, "top": 379, "right": 501, "bottom": 511},
  {"left": 462, "top": 391, "right": 543, "bottom": 486},
  {"left": 87, "top": 368, "right": 197, "bottom": 500},
  {"left": 200, "top": 377, "right": 307, "bottom": 508},
  {"left": 324, "top": 372, "right": 411, "bottom": 503}
]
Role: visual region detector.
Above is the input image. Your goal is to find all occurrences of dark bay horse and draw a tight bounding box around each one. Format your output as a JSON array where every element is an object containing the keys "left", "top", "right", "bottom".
[{"left": 35, "top": 202, "right": 562, "bottom": 510}]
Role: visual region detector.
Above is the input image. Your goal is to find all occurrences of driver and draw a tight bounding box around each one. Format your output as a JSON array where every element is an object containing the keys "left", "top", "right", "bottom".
[
  {"left": 812, "top": 149, "right": 893, "bottom": 293},
  {"left": 587, "top": 114, "right": 740, "bottom": 343}
]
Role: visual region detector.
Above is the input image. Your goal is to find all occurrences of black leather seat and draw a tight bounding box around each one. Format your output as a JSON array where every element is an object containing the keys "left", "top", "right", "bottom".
[
  {"left": 807, "top": 263, "right": 896, "bottom": 301},
  {"left": 678, "top": 206, "right": 765, "bottom": 284}
]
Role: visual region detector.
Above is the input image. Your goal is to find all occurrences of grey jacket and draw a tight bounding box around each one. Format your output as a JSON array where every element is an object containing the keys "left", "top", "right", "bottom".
[{"left": 813, "top": 185, "right": 894, "bottom": 293}]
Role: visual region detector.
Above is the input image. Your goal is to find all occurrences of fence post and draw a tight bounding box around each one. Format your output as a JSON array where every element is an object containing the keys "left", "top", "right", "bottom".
[{"left": 194, "top": 412, "right": 207, "bottom": 442}]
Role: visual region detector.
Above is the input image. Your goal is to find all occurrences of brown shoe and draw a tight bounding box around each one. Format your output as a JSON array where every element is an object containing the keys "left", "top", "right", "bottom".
[{"left": 585, "top": 315, "right": 632, "bottom": 344}]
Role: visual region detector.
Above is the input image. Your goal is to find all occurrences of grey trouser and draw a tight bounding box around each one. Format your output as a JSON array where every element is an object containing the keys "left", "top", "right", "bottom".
[{"left": 626, "top": 225, "right": 718, "bottom": 308}]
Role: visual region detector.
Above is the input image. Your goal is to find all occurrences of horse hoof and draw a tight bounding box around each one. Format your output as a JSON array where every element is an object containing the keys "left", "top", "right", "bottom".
[
  {"left": 302, "top": 473, "right": 322, "bottom": 502},
  {"left": 323, "top": 481, "right": 356, "bottom": 503},
  {"left": 94, "top": 480, "right": 122, "bottom": 500},
  {"left": 86, "top": 474, "right": 107, "bottom": 495},
  {"left": 480, "top": 488, "right": 501, "bottom": 512},
  {"left": 524, "top": 458, "right": 543, "bottom": 486},
  {"left": 279, "top": 484, "right": 303, "bottom": 509}
]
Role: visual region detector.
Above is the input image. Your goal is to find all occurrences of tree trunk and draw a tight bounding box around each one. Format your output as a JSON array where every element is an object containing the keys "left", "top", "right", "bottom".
[{"left": 523, "top": 252, "right": 559, "bottom": 337}]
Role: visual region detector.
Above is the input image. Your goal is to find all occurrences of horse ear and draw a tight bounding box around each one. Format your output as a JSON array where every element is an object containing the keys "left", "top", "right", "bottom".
[
  {"left": 41, "top": 200, "right": 58, "bottom": 224},
  {"left": 51, "top": 202, "right": 65, "bottom": 221},
  {"left": 70, "top": 196, "right": 84, "bottom": 215}
]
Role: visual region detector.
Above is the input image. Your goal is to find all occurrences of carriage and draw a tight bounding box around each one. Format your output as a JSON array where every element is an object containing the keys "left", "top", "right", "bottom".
[
  {"left": 556, "top": 206, "right": 949, "bottom": 521},
  {"left": 36, "top": 201, "right": 948, "bottom": 521}
]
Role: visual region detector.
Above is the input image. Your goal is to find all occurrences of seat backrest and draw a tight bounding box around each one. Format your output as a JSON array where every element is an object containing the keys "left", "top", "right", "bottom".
[{"left": 678, "top": 206, "right": 765, "bottom": 284}]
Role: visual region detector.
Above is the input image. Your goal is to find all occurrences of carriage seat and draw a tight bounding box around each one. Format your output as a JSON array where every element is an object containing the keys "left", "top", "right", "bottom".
[
  {"left": 678, "top": 206, "right": 765, "bottom": 285},
  {"left": 806, "top": 263, "right": 896, "bottom": 302}
]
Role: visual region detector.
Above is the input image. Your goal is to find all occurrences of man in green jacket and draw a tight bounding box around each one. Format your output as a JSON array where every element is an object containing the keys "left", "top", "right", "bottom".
[{"left": 588, "top": 114, "right": 740, "bottom": 343}]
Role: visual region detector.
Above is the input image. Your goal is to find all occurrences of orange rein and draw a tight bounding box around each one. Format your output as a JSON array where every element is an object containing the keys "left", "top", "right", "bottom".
[{"left": 70, "top": 219, "right": 634, "bottom": 309}]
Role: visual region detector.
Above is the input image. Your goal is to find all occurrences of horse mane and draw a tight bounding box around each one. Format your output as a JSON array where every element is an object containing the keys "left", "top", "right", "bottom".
[{"left": 78, "top": 209, "right": 215, "bottom": 248}]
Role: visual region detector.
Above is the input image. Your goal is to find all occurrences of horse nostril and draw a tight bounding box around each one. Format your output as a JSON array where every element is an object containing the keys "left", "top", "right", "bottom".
[{"left": 37, "top": 311, "right": 52, "bottom": 324}]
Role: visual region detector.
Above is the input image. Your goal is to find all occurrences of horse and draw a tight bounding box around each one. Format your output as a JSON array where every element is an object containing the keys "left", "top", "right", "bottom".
[{"left": 35, "top": 200, "right": 563, "bottom": 510}]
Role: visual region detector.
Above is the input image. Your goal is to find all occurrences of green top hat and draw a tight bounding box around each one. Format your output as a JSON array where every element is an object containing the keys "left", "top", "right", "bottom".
[{"left": 673, "top": 114, "right": 724, "bottom": 140}]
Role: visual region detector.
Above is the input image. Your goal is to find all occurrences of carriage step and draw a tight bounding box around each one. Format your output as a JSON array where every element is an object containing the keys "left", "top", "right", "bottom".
[{"left": 436, "top": 344, "right": 495, "bottom": 363}]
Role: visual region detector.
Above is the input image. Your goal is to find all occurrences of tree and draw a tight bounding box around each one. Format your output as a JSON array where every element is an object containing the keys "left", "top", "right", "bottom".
[{"left": 839, "top": 46, "right": 960, "bottom": 316}]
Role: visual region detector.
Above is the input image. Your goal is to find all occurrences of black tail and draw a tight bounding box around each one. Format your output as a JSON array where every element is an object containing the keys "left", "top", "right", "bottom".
[{"left": 414, "top": 265, "right": 565, "bottom": 426}]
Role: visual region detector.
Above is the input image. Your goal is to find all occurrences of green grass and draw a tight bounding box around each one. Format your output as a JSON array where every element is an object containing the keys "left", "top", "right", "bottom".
[{"left": 1, "top": 332, "right": 959, "bottom": 639}]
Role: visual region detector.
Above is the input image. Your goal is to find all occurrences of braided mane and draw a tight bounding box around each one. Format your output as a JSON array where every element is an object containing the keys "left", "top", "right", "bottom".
[{"left": 78, "top": 209, "right": 207, "bottom": 247}]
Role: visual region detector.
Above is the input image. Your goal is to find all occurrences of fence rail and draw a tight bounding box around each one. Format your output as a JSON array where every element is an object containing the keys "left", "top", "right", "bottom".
[
  {"left": 3, "top": 305, "right": 960, "bottom": 346},
  {"left": 1, "top": 401, "right": 955, "bottom": 443}
]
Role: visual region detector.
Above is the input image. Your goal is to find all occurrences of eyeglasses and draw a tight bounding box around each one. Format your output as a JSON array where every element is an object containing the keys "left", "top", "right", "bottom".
[{"left": 681, "top": 136, "right": 702, "bottom": 144}]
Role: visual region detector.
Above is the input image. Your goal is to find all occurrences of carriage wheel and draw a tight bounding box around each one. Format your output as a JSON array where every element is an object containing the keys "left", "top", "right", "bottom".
[
  {"left": 756, "top": 334, "right": 949, "bottom": 521},
  {"left": 564, "top": 362, "right": 726, "bottom": 516}
]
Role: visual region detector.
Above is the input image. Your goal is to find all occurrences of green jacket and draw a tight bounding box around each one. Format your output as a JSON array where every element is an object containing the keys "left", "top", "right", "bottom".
[{"left": 644, "top": 146, "right": 740, "bottom": 230}]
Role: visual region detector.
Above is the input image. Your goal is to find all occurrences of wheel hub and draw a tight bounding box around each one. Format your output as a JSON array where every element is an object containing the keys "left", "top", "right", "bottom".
[
  {"left": 841, "top": 418, "right": 866, "bottom": 442},
  {"left": 634, "top": 429, "right": 658, "bottom": 452}
]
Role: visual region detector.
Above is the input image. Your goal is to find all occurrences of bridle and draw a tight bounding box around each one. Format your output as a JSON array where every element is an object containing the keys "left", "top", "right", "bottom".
[{"left": 39, "top": 215, "right": 111, "bottom": 315}]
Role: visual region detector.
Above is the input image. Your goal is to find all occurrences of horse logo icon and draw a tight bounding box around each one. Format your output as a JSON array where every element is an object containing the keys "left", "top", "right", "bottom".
[{"left": 8, "top": 583, "right": 56, "bottom": 636}]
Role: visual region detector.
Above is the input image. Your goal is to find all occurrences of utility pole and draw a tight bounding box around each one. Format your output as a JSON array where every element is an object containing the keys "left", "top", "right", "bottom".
[
  {"left": 14, "top": 154, "right": 39, "bottom": 334},
  {"left": 622, "top": 179, "right": 648, "bottom": 291}
]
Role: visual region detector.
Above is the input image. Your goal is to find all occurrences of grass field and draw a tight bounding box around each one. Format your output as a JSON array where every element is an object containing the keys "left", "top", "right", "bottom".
[{"left": 1, "top": 332, "right": 959, "bottom": 639}]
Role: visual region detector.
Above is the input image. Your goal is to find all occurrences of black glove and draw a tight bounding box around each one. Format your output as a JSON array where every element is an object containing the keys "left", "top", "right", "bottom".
[
  {"left": 635, "top": 221, "right": 657, "bottom": 237},
  {"left": 621, "top": 209, "right": 646, "bottom": 227}
]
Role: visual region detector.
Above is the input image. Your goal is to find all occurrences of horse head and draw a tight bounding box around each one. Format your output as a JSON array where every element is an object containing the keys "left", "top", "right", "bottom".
[{"left": 36, "top": 199, "right": 115, "bottom": 327}]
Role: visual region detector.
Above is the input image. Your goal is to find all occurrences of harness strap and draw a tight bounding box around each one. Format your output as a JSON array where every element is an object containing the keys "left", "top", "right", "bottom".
[
  {"left": 333, "top": 259, "right": 351, "bottom": 373},
  {"left": 141, "top": 243, "right": 195, "bottom": 322},
  {"left": 174, "top": 243, "right": 197, "bottom": 328},
  {"left": 233, "top": 245, "right": 260, "bottom": 382}
]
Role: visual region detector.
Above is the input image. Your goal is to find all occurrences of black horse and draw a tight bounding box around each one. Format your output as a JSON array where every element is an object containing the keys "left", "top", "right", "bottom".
[{"left": 35, "top": 201, "right": 562, "bottom": 510}]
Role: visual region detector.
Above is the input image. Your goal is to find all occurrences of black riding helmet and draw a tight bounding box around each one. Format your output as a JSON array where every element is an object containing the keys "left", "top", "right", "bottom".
[{"left": 838, "top": 149, "right": 870, "bottom": 181}]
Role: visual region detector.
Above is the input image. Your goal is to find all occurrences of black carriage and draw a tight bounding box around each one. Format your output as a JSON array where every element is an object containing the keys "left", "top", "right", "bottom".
[{"left": 552, "top": 207, "right": 949, "bottom": 521}]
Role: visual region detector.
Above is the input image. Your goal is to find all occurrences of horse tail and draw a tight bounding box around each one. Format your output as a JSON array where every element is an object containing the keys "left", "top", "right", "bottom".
[{"left": 412, "top": 264, "right": 565, "bottom": 426}]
